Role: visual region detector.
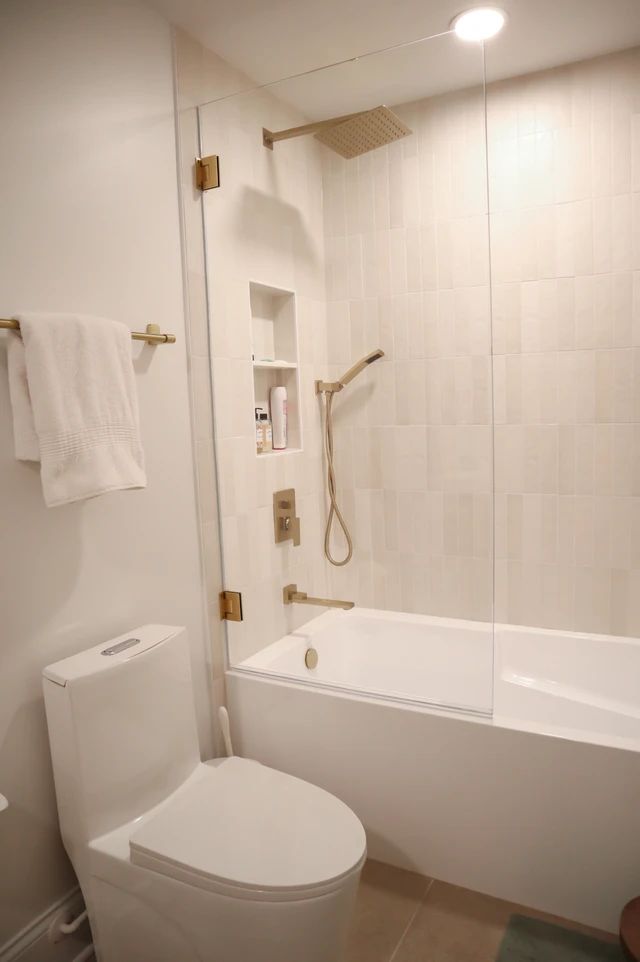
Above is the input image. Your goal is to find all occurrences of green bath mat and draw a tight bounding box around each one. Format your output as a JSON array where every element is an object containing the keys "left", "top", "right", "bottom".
[{"left": 496, "top": 915, "right": 625, "bottom": 962}]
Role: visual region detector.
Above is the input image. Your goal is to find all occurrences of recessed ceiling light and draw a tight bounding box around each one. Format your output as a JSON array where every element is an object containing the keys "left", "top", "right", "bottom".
[{"left": 451, "top": 7, "right": 506, "bottom": 42}]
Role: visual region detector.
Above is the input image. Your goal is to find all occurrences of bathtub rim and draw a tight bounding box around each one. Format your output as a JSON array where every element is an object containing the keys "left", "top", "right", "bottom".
[{"left": 226, "top": 665, "right": 640, "bottom": 757}]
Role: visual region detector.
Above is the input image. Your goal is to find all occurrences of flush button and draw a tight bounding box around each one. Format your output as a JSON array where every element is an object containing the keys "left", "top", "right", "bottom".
[{"left": 101, "top": 637, "right": 141, "bottom": 656}]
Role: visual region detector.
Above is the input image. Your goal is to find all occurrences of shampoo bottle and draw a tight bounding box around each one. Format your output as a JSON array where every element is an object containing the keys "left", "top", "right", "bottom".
[
  {"left": 260, "top": 411, "right": 273, "bottom": 452},
  {"left": 255, "top": 407, "right": 265, "bottom": 455},
  {"left": 270, "top": 385, "right": 287, "bottom": 450}
]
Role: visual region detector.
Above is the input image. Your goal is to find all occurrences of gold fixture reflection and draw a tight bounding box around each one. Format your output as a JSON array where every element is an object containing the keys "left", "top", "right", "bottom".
[
  {"left": 0, "top": 318, "right": 176, "bottom": 345},
  {"left": 263, "top": 106, "right": 412, "bottom": 159},
  {"left": 273, "top": 489, "right": 301, "bottom": 546},
  {"left": 283, "top": 584, "right": 354, "bottom": 610}
]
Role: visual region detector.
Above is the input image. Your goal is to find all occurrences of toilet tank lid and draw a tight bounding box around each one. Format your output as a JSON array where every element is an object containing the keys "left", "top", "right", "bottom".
[{"left": 43, "top": 625, "right": 184, "bottom": 686}]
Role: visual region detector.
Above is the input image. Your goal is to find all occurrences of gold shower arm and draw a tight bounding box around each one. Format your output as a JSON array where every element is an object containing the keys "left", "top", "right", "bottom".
[{"left": 263, "top": 110, "right": 368, "bottom": 149}]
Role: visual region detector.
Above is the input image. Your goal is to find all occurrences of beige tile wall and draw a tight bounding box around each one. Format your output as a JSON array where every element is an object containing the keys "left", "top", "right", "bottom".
[
  {"left": 489, "top": 47, "right": 640, "bottom": 634},
  {"left": 322, "top": 45, "right": 640, "bottom": 635}
]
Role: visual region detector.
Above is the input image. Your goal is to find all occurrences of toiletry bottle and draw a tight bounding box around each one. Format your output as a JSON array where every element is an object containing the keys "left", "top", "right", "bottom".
[
  {"left": 260, "top": 411, "right": 273, "bottom": 453},
  {"left": 255, "top": 408, "right": 265, "bottom": 455},
  {"left": 270, "top": 385, "right": 287, "bottom": 450}
]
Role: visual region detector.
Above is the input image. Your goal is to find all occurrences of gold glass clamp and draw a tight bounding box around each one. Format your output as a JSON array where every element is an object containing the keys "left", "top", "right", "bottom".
[
  {"left": 273, "top": 489, "right": 301, "bottom": 546},
  {"left": 195, "top": 155, "right": 220, "bottom": 191},
  {"left": 219, "top": 590, "right": 243, "bottom": 622}
]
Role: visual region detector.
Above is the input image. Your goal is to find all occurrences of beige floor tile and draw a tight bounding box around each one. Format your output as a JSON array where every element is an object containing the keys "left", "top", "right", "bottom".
[
  {"left": 392, "top": 882, "right": 512, "bottom": 962},
  {"left": 392, "top": 881, "right": 617, "bottom": 962},
  {"left": 346, "top": 859, "right": 431, "bottom": 962},
  {"left": 393, "top": 882, "right": 614, "bottom": 962}
]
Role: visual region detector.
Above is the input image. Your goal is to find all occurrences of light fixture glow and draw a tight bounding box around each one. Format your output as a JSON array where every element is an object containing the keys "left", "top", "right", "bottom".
[{"left": 451, "top": 7, "right": 506, "bottom": 42}]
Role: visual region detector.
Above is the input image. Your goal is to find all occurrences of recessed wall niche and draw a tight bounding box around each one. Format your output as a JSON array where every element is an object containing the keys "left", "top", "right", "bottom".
[{"left": 250, "top": 282, "right": 302, "bottom": 454}]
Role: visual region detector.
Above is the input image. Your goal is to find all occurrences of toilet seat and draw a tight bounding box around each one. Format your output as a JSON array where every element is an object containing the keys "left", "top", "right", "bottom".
[{"left": 129, "top": 758, "right": 367, "bottom": 902}]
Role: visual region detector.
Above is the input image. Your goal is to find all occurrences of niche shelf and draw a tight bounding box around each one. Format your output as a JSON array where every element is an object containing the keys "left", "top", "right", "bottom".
[
  {"left": 250, "top": 281, "right": 302, "bottom": 455},
  {"left": 253, "top": 360, "right": 298, "bottom": 370}
]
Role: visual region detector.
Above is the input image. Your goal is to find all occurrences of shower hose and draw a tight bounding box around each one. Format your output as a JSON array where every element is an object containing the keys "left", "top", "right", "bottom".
[{"left": 322, "top": 391, "right": 353, "bottom": 566}]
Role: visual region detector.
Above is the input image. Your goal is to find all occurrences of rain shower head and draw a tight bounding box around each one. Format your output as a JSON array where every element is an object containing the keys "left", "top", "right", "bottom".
[
  {"left": 314, "top": 106, "right": 411, "bottom": 158},
  {"left": 263, "top": 106, "right": 411, "bottom": 159},
  {"left": 315, "top": 349, "right": 385, "bottom": 395}
]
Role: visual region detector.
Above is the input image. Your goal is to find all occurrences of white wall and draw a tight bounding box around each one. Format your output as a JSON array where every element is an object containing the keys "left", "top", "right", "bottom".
[{"left": 0, "top": 0, "right": 213, "bottom": 948}]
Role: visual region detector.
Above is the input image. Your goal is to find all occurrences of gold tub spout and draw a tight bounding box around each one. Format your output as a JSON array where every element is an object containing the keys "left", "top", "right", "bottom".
[{"left": 283, "top": 584, "right": 354, "bottom": 610}]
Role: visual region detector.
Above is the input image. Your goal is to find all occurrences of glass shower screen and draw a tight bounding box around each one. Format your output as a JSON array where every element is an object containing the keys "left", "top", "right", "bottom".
[{"left": 194, "top": 30, "right": 493, "bottom": 714}]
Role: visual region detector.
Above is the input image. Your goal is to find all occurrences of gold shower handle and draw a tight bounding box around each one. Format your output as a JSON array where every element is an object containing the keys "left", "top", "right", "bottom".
[
  {"left": 282, "top": 514, "right": 301, "bottom": 547},
  {"left": 273, "top": 489, "right": 301, "bottom": 546}
]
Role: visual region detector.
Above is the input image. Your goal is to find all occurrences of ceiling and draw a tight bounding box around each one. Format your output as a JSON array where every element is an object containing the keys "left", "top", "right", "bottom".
[{"left": 151, "top": 0, "right": 640, "bottom": 115}]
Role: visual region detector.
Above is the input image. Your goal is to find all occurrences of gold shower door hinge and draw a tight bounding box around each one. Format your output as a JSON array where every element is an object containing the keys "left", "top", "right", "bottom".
[
  {"left": 195, "top": 155, "right": 220, "bottom": 191},
  {"left": 219, "top": 589, "right": 243, "bottom": 622}
]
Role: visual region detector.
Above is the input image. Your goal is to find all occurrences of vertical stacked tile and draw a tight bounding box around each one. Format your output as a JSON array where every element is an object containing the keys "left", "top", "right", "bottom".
[
  {"left": 321, "top": 44, "right": 493, "bottom": 621},
  {"left": 490, "top": 47, "right": 640, "bottom": 634}
]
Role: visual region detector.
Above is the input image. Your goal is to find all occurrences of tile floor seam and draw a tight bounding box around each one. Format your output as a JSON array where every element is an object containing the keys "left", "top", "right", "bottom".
[{"left": 388, "top": 876, "right": 435, "bottom": 962}]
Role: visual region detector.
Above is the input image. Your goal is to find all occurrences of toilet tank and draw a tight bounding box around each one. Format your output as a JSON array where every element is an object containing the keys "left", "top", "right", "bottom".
[{"left": 43, "top": 625, "right": 201, "bottom": 850}]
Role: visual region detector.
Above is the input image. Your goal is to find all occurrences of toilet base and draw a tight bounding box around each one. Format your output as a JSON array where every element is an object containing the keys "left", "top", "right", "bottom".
[{"left": 87, "top": 857, "right": 362, "bottom": 962}]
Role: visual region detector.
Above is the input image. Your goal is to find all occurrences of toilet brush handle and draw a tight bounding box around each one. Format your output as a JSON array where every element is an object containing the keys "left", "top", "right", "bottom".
[{"left": 219, "top": 706, "right": 234, "bottom": 756}]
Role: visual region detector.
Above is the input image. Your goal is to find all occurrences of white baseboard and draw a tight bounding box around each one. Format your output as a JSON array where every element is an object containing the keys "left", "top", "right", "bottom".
[{"left": 0, "top": 887, "right": 91, "bottom": 962}]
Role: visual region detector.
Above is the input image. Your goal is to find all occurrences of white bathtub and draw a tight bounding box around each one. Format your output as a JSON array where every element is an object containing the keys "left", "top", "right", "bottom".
[
  {"left": 237, "top": 607, "right": 640, "bottom": 750},
  {"left": 495, "top": 622, "right": 640, "bottom": 749},
  {"left": 227, "top": 608, "right": 640, "bottom": 931},
  {"left": 243, "top": 609, "right": 495, "bottom": 717}
]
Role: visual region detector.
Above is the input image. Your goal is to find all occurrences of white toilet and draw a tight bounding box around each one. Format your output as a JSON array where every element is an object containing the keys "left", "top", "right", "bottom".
[{"left": 43, "top": 625, "right": 366, "bottom": 962}]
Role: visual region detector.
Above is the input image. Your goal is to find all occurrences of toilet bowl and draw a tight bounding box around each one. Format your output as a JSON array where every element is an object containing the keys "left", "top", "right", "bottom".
[{"left": 43, "top": 625, "right": 366, "bottom": 962}]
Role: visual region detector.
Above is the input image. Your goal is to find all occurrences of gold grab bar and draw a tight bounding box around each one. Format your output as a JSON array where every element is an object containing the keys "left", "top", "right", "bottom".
[
  {"left": 283, "top": 583, "right": 354, "bottom": 610},
  {"left": 0, "top": 318, "right": 176, "bottom": 345}
]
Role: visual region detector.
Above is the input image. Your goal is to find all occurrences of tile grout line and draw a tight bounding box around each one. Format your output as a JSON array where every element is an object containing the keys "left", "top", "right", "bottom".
[{"left": 388, "top": 877, "right": 435, "bottom": 962}]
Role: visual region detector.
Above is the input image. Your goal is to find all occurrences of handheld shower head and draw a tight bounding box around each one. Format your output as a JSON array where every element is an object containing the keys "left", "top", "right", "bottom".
[
  {"left": 339, "top": 349, "right": 385, "bottom": 387},
  {"left": 315, "top": 349, "right": 385, "bottom": 395},
  {"left": 317, "top": 347, "right": 384, "bottom": 566}
]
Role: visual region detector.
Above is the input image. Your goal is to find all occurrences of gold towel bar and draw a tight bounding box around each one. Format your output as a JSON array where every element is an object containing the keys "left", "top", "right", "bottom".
[{"left": 0, "top": 318, "right": 176, "bottom": 345}]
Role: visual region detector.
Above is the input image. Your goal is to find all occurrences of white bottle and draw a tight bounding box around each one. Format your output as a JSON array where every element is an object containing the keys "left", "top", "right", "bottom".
[{"left": 270, "top": 385, "right": 287, "bottom": 450}]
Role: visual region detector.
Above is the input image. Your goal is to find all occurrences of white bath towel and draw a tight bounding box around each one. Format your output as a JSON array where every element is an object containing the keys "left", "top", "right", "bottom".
[{"left": 7, "top": 313, "right": 147, "bottom": 507}]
